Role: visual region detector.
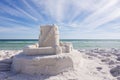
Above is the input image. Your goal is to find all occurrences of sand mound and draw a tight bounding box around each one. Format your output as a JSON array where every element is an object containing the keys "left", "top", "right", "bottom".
[{"left": 1, "top": 49, "right": 119, "bottom": 80}]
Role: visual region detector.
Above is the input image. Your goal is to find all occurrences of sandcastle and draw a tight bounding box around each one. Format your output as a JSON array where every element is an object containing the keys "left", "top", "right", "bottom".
[{"left": 12, "top": 24, "right": 81, "bottom": 75}]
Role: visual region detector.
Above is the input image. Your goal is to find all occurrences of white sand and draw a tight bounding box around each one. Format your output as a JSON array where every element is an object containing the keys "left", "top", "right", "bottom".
[{"left": 0, "top": 48, "right": 120, "bottom": 80}]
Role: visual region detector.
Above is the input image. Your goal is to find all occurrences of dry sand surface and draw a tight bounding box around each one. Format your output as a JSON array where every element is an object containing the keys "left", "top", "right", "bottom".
[{"left": 0, "top": 48, "right": 120, "bottom": 80}]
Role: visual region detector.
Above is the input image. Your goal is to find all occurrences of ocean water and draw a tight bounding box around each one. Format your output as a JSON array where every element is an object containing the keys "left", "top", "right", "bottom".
[{"left": 0, "top": 39, "right": 120, "bottom": 50}]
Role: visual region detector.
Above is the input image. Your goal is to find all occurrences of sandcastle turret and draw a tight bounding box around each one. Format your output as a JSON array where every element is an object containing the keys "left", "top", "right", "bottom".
[
  {"left": 12, "top": 24, "right": 81, "bottom": 75},
  {"left": 39, "top": 24, "right": 59, "bottom": 47}
]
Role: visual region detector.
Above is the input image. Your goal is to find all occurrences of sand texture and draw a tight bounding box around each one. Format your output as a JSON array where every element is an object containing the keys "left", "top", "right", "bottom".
[{"left": 0, "top": 48, "right": 120, "bottom": 80}]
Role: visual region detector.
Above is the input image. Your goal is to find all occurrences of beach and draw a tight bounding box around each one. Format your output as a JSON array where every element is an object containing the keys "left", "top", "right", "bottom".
[
  {"left": 0, "top": 39, "right": 120, "bottom": 80},
  {"left": 1, "top": 0, "right": 120, "bottom": 79},
  {"left": 0, "top": 48, "right": 120, "bottom": 80}
]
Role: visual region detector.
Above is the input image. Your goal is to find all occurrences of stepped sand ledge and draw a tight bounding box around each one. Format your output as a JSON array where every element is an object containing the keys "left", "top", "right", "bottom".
[{"left": 0, "top": 48, "right": 120, "bottom": 80}]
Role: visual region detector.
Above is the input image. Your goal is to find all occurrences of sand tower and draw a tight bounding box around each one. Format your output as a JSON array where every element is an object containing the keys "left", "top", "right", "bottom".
[
  {"left": 39, "top": 24, "right": 59, "bottom": 47},
  {"left": 12, "top": 24, "right": 81, "bottom": 75}
]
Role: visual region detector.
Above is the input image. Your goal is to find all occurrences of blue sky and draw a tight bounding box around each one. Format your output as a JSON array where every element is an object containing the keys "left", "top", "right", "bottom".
[{"left": 0, "top": 0, "right": 120, "bottom": 39}]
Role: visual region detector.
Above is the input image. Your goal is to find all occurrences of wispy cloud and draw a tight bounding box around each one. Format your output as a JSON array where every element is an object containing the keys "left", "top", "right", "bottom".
[
  {"left": 1, "top": 0, "right": 38, "bottom": 21},
  {"left": 21, "top": 0, "right": 44, "bottom": 21},
  {"left": 0, "top": 2, "right": 25, "bottom": 17},
  {"left": 0, "top": 0, "right": 120, "bottom": 39},
  {"left": 79, "top": 0, "right": 120, "bottom": 30},
  {"left": 0, "top": 26, "right": 32, "bottom": 33}
]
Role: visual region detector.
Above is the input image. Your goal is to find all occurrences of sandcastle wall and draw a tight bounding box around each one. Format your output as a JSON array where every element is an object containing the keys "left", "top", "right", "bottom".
[
  {"left": 12, "top": 24, "right": 81, "bottom": 75},
  {"left": 23, "top": 24, "right": 73, "bottom": 55}
]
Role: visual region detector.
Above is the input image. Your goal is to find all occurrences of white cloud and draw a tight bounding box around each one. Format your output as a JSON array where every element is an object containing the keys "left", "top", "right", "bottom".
[
  {"left": 32, "top": 0, "right": 66, "bottom": 22},
  {"left": 21, "top": 0, "right": 44, "bottom": 21},
  {"left": 79, "top": 0, "right": 120, "bottom": 30},
  {"left": 81, "top": 0, "right": 118, "bottom": 23},
  {"left": 0, "top": 26, "right": 34, "bottom": 33},
  {"left": 0, "top": 3, "right": 25, "bottom": 17},
  {"left": 32, "top": 0, "right": 118, "bottom": 23},
  {"left": 1, "top": 0, "right": 120, "bottom": 39},
  {"left": 3, "top": 0, "right": 38, "bottom": 21}
]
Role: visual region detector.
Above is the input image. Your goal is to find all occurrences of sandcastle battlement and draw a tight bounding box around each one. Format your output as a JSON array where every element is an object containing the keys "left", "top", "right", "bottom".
[{"left": 23, "top": 24, "right": 73, "bottom": 55}]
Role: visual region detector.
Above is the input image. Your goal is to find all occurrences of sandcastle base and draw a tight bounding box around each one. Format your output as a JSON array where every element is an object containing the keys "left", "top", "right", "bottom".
[{"left": 11, "top": 50, "right": 81, "bottom": 75}]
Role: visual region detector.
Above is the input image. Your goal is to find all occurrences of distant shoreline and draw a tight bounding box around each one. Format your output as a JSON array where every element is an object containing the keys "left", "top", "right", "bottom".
[
  {"left": 0, "top": 39, "right": 120, "bottom": 50},
  {"left": 0, "top": 39, "right": 120, "bottom": 41}
]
